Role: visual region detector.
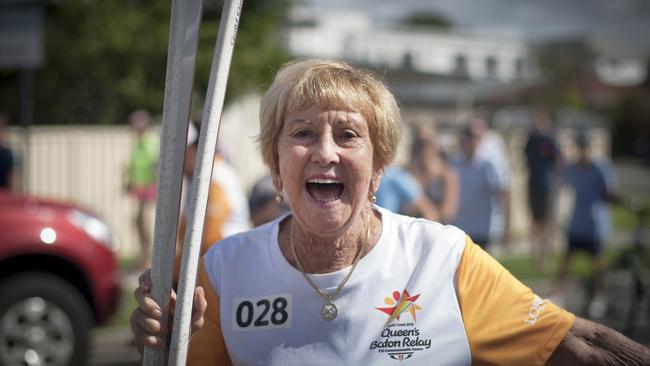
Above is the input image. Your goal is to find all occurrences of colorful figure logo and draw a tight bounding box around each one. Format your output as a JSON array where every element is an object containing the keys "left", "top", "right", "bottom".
[{"left": 376, "top": 289, "right": 422, "bottom": 325}]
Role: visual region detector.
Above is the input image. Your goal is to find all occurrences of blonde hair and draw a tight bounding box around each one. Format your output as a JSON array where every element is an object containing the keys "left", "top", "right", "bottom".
[{"left": 258, "top": 59, "right": 401, "bottom": 175}]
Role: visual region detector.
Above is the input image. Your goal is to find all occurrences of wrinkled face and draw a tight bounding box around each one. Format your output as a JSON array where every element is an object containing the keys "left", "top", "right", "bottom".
[{"left": 273, "top": 105, "right": 380, "bottom": 237}]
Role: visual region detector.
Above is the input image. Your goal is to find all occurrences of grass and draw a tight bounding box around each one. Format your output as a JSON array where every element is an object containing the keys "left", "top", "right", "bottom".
[
  {"left": 611, "top": 196, "right": 650, "bottom": 230},
  {"left": 102, "top": 287, "right": 139, "bottom": 328},
  {"left": 499, "top": 247, "right": 631, "bottom": 282},
  {"left": 98, "top": 258, "right": 141, "bottom": 328}
]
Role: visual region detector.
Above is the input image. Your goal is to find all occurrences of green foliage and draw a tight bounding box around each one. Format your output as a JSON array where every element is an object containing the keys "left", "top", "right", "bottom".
[
  {"left": 0, "top": 0, "right": 290, "bottom": 125},
  {"left": 609, "top": 91, "right": 650, "bottom": 157},
  {"left": 535, "top": 41, "right": 590, "bottom": 109},
  {"left": 400, "top": 12, "right": 451, "bottom": 29},
  {"left": 193, "top": 1, "right": 290, "bottom": 118}
]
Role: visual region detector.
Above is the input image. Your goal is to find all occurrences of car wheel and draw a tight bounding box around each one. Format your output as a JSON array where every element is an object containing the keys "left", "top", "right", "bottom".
[{"left": 0, "top": 273, "right": 92, "bottom": 366}]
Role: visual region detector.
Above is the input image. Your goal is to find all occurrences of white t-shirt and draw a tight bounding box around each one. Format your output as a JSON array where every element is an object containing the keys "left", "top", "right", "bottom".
[{"left": 189, "top": 207, "right": 573, "bottom": 365}]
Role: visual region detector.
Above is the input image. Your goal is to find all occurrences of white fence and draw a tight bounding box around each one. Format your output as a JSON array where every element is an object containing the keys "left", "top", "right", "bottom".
[{"left": 5, "top": 94, "right": 267, "bottom": 259}]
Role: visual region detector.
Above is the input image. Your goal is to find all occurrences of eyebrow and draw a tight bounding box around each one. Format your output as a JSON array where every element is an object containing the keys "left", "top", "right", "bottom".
[
  {"left": 285, "top": 110, "right": 365, "bottom": 127},
  {"left": 284, "top": 118, "right": 312, "bottom": 126}
]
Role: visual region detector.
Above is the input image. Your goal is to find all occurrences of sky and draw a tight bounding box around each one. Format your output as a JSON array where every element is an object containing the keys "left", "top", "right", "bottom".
[{"left": 300, "top": 0, "right": 650, "bottom": 48}]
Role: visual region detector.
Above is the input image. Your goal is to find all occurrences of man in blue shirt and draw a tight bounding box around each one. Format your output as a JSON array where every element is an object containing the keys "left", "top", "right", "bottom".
[
  {"left": 556, "top": 132, "right": 617, "bottom": 316},
  {"left": 452, "top": 123, "right": 510, "bottom": 249},
  {"left": 375, "top": 165, "right": 439, "bottom": 220}
]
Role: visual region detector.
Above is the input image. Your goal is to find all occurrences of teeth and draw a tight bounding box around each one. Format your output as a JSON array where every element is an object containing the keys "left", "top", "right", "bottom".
[{"left": 308, "top": 179, "right": 341, "bottom": 184}]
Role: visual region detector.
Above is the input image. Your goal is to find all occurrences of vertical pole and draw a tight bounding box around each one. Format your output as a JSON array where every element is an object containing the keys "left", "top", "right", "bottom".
[
  {"left": 168, "top": 0, "right": 243, "bottom": 365},
  {"left": 143, "top": 0, "right": 203, "bottom": 364}
]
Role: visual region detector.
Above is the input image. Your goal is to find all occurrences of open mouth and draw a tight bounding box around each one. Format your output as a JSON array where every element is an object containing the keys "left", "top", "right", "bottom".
[{"left": 306, "top": 178, "right": 344, "bottom": 202}]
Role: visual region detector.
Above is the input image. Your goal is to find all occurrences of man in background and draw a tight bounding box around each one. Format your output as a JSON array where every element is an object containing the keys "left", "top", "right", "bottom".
[
  {"left": 524, "top": 107, "right": 561, "bottom": 270},
  {"left": 473, "top": 117, "right": 511, "bottom": 245},
  {"left": 375, "top": 164, "right": 440, "bottom": 220},
  {"left": 248, "top": 175, "right": 289, "bottom": 227},
  {"left": 452, "top": 121, "right": 510, "bottom": 250},
  {"left": 556, "top": 132, "right": 617, "bottom": 318}
]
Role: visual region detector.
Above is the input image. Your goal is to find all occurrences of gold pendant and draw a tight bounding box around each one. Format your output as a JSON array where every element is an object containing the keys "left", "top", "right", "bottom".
[{"left": 320, "top": 302, "right": 338, "bottom": 321}]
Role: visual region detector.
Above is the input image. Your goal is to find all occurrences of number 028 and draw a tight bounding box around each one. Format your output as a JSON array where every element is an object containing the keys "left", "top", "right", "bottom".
[{"left": 232, "top": 294, "right": 292, "bottom": 331}]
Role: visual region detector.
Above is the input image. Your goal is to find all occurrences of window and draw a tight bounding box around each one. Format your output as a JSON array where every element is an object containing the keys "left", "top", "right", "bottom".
[
  {"left": 455, "top": 55, "right": 467, "bottom": 76},
  {"left": 485, "top": 56, "right": 497, "bottom": 78}
]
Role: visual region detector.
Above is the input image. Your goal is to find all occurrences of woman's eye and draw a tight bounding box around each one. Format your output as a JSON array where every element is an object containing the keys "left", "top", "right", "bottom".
[
  {"left": 292, "top": 129, "right": 312, "bottom": 138},
  {"left": 340, "top": 130, "right": 358, "bottom": 140}
]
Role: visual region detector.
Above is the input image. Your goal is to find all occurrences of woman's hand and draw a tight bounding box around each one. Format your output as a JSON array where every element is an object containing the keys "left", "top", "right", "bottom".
[
  {"left": 129, "top": 269, "right": 208, "bottom": 354},
  {"left": 548, "top": 316, "right": 650, "bottom": 365}
]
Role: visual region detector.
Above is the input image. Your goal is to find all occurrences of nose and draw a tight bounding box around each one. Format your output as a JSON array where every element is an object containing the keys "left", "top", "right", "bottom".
[{"left": 312, "top": 133, "right": 340, "bottom": 166}]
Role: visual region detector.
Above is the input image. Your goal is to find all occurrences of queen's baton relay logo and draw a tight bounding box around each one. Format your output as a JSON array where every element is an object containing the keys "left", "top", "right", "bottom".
[
  {"left": 369, "top": 289, "right": 431, "bottom": 362},
  {"left": 376, "top": 290, "right": 423, "bottom": 325}
]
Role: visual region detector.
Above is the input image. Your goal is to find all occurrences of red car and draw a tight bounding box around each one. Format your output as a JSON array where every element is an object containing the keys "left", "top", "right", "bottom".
[{"left": 0, "top": 190, "right": 121, "bottom": 365}]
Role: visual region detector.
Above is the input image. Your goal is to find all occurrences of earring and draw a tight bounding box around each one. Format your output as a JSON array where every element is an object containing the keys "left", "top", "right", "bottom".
[
  {"left": 275, "top": 194, "right": 284, "bottom": 204},
  {"left": 369, "top": 192, "right": 377, "bottom": 203}
]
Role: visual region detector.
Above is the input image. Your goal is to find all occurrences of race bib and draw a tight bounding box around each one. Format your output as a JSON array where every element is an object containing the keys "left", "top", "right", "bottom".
[{"left": 232, "top": 294, "right": 292, "bottom": 331}]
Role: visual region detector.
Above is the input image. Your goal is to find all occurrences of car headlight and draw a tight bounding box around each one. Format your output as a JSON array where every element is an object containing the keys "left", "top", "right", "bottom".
[{"left": 67, "top": 209, "right": 118, "bottom": 251}]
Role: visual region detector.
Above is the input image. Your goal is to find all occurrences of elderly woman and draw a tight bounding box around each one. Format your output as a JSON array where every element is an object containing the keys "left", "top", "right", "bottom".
[{"left": 131, "top": 59, "right": 649, "bottom": 365}]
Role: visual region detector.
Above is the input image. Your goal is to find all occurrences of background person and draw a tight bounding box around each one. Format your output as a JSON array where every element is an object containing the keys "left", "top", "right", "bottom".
[
  {"left": 474, "top": 117, "right": 511, "bottom": 246},
  {"left": 407, "top": 125, "right": 458, "bottom": 224},
  {"left": 555, "top": 132, "right": 618, "bottom": 318},
  {"left": 131, "top": 59, "right": 650, "bottom": 365},
  {"left": 525, "top": 107, "right": 561, "bottom": 270},
  {"left": 0, "top": 113, "right": 16, "bottom": 191},
  {"left": 452, "top": 121, "right": 510, "bottom": 249},
  {"left": 125, "top": 109, "right": 159, "bottom": 269},
  {"left": 248, "top": 174, "right": 290, "bottom": 227},
  {"left": 173, "top": 121, "right": 250, "bottom": 284},
  {"left": 374, "top": 164, "right": 440, "bottom": 219}
]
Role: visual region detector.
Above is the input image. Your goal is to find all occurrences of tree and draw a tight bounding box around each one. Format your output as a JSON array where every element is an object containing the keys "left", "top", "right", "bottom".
[
  {"left": 400, "top": 12, "right": 452, "bottom": 29},
  {"left": 0, "top": 0, "right": 291, "bottom": 125}
]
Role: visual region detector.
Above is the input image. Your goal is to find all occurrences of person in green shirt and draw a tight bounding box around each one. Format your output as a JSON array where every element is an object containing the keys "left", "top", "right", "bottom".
[{"left": 125, "top": 110, "right": 159, "bottom": 269}]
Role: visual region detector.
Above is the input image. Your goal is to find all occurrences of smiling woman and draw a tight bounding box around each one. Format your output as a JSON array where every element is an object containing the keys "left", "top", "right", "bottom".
[{"left": 129, "top": 59, "right": 650, "bottom": 365}]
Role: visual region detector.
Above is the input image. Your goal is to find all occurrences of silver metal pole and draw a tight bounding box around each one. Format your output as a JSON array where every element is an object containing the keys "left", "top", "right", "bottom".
[
  {"left": 168, "top": 0, "right": 243, "bottom": 365},
  {"left": 143, "top": 0, "right": 203, "bottom": 364}
]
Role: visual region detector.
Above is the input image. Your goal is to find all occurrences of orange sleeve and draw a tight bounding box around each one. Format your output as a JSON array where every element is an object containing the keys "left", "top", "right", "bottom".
[
  {"left": 456, "top": 236, "right": 575, "bottom": 366},
  {"left": 174, "top": 180, "right": 230, "bottom": 284},
  {"left": 201, "top": 178, "right": 230, "bottom": 251},
  {"left": 187, "top": 257, "right": 232, "bottom": 366}
]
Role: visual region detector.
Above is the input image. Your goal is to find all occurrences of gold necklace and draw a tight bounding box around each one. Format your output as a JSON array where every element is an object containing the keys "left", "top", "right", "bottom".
[{"left": 289, "top": 213, "right": 371, "bottom": 321}]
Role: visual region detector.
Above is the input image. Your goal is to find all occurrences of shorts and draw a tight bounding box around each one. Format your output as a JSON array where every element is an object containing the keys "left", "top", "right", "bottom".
[
  {"left": 567, "top": 235, "right": 602, "bottom": 256},
  {"left": 528, "top": 186, "right": 552, "bottom": 221},
  {"left": 132, "top": 184, "right": 157, "bottom": 203}
]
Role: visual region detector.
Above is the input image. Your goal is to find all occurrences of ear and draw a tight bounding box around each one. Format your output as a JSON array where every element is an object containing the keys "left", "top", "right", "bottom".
[
  {"left": 272, "top": 173, "right": 283, "bottom": 193},
  {"left": 370, "top": 170, "right": 383, "bottom": 194}
]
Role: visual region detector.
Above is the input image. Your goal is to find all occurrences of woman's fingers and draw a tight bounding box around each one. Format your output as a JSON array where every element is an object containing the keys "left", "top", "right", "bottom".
[
  {"left": 138, "top": 269, "right": 152, "bottom": 292},
  {"left": 130, "top": 269, "right": 208, "bottom": 352},
  {"left": 132, "top": 307, "right": 167, "bottom": 335},
  {"left": 130, "top": 309, "right": 166, "bottom": 353},
  {"left": 191, "top": 286, "right": 207, "bottom": 335},
  {"left": 134, "top": 284, "right": 163, "bottom": 319},
  {"left": 131, "top": 268, "right": 167, "bottom": 354}
]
